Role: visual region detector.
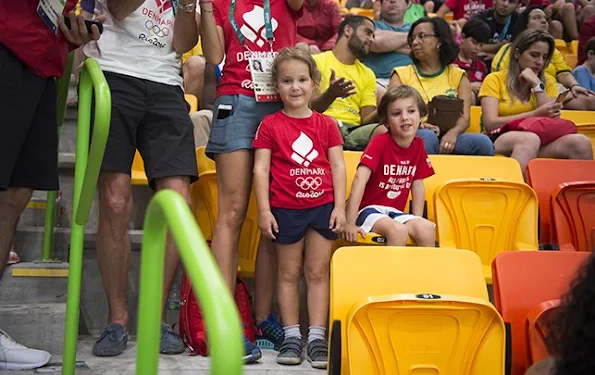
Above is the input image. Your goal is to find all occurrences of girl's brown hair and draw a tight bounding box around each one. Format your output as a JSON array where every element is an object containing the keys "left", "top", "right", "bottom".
[
  {"left": 377, "top": 85, "right": 428, "bottom": 125},
  {"left": 271, "top": 47, "right": 322, "bottom": 87}
]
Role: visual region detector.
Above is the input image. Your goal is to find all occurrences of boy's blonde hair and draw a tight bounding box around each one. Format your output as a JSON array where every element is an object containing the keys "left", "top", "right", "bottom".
[
  {"left": 271, "top": 47, "right": 321, "bottom": 87},
  {"left": 377, "top": 85, "right": 428, "bottom": 125}
]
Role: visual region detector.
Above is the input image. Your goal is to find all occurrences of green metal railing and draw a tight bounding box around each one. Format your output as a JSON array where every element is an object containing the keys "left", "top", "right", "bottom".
[
  {"left": 41, "top": 53, "right": 75, "bottom": 261},
  {"left": 62, "top": 58, "right": 111, "bottom": 375},
  {"left": 137, "top": 190, "right": 243, "bottom": 375}
]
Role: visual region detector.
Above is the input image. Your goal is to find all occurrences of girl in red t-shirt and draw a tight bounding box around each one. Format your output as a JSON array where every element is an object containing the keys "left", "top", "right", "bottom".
[
  {"left": 253, "top": 47, "right": 346, "bottom": 369},
  {"left": 343, "top": 85, "right": 436, "bottom": 247}
]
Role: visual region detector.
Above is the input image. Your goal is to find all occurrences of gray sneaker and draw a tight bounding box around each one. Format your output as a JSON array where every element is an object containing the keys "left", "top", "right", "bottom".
[
  {"left": 307, "top": 339, "right": 328, "bottom": 369},
  {"left": 93, "top": 323, "right": 128, "bottom": 357},
  {"left": 160, "top": 324, "right": 185, "bottom": 355},
  {"left": 277, "top": 337, "right": 303, "bottom": 365}
]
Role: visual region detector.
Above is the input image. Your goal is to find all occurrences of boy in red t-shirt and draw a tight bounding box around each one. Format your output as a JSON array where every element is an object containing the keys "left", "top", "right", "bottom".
[
  {"left": 343, "top": 85, "right": 436, "bottom": 246},
  {"left": 453, "top": 18, "right": 491, "bottom": 103},
  {"left": 253, "top": 48, "right": 346, "bottom": 369}
]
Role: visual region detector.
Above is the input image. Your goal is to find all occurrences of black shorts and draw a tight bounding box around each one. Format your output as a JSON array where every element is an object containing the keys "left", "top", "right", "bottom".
[
  {"left": 0, "top": 44, "right": 59, "bottom": 191},
  {"left": 271, "top": 202, "right": 338, "bottom": 245},
  {"left": 99, "top": 71, "right": 198, "bottom": 189}
]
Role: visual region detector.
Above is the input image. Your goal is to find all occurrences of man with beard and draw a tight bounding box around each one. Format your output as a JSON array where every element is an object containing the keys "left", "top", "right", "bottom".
[
  {"left": 365, "top": 0, "right": 413, "bottom": 90},
  {"left": 473, "top": 0, "right": 521, "bottom": 61},
  {"left": 311, "top": 16, "right": 379, "bottom": 150}
]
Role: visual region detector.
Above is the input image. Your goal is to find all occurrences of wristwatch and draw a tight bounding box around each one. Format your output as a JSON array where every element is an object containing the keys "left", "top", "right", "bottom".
[
  {"left": 177, "top": 1, "right": 197, "bottom": 13},
  {"left": 531, "top": 82, "right": 545, "bottom": 93}
]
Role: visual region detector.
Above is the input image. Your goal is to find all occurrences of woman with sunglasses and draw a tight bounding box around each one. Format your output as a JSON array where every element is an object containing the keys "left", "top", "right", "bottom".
[{"left": 387, "top": 17, "right": 494, "bottom": 156}]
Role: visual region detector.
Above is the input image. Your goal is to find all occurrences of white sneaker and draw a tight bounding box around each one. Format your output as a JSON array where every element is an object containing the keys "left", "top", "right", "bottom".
[{"left": 0, "top": 329, "right": 51, "bottom": 370}]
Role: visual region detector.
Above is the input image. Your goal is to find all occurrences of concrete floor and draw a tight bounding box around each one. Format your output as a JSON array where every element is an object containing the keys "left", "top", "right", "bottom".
[{"left": 3, "top": 337, "right": 324, "bottom": 374}]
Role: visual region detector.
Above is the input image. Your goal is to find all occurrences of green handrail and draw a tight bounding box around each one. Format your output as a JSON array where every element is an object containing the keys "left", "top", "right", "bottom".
[
  {"left": 62, "top": 58, "right": 111, "bottom": 375},
  {"left": 41, "top": 53, "right": 75, "bottom": 261},
  {"left": 137, "top": 190, "right": 243, "bottom": 375}
]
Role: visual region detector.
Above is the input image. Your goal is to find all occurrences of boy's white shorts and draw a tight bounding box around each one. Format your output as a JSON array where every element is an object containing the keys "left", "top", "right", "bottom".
[{"left": 356, "top": 205, "right": 425, "bottom": 233}]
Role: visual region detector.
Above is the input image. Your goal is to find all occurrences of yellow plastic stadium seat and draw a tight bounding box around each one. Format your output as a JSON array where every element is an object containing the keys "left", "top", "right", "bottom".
[
  {"left": 575, "top": 124, "right": 595, "bottom": 157},
  {"left": 560, "top": 110, "right": 594, "bottom": 125},
  {"left": 329, "top": 247, "right": 505, "bottom": 375},
  {"left": 434, "top": 179, "right": 539, "bottom": 283},
  {"left": 468, "top": 105, "right": 482, "bottom": 133},
  {"left": 424, "top": 156, "right": 524, "bottom": 225},
  {"left": 555, "top": 39, "right": 569, "bottom": 54},
  {"left": 184, "top": 93, "right": 198, "bottom": 113},
  {"left": 348, "top": 7, "right": 374, "bottom": 18},
  {"left": 131, "top": 151, "right": 149, "bottom": 185},
  {"left": 191, "top": 147, "right": 261, "bottom": 277},
  {"left": 564, "top": 53, "right": 577, "bottom": 68},
  {"left": 570, "top": 40, "right": 579, "bottom": 55},
  {"left": 444, "top": 12, "right": 454, "bottom": 22}
]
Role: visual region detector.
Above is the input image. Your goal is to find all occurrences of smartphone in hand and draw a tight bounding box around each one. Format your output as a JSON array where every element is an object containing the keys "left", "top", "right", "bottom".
[
  {"left": 556, "top": 89, "right": 570, "bottom": 104},
  {"left": 64, "top": 17, "right": 103, "bottom": 35}
]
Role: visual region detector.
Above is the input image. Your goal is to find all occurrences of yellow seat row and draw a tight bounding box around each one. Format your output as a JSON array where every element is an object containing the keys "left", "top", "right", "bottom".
[{"left": 329, "top": 247, "right": 506, "bottom": 375}]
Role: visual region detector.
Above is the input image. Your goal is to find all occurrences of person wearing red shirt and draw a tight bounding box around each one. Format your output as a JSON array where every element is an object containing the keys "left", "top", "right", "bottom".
[
  {"left": 201, "top": 0, "right": 303, "bottom": 362},
  {"left": 453, "top": 18, "right": 491, "bottom": 103},
  {"left": 437, "top": 0, "right": 493, "bottom": 26},
  {"left": 343, "top": 85, "right": 436, "bottom": 247},
  {"left": 253, "top": 48, "right": 346, "bottom": 369},
  {"left": 296, "top": 0, "right": 342, "bottom": 54},
  {"left": 0, "top": 1, "right": 100, "bottom": 370},
  {"left": 579, "top": 16, "right": 595, "bottom": 65}
]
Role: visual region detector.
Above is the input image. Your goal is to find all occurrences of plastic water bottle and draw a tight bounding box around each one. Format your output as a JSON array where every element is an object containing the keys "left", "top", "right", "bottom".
[{"left": 165, "top": 284, "right": 181, "bottom": 326}]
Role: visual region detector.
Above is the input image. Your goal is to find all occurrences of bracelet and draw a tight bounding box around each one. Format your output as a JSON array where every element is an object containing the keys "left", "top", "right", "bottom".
[
  {"left": 177, "top": 1, "right": 197, "bottom": 13},
  {"left": 570, "top": 83, "right": 580, "bottom": 89}
]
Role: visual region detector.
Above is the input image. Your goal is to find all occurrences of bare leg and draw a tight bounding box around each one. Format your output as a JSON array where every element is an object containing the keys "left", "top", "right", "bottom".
[
  {"left": 549, "top": 20, "right": 564, "bottom": 39},
  {"left": 538, "top": 133, "right": 594, "bottom": 160},
  {"left": 0, "top": 187, "right": 33, "bottom": 275},
  {"left": 494, "top": 132, "right": 541, "bottom": 179},
  {"left": 277, "top": 239, "right": 305, "bottom": 327},
  {"left": 254, "top": 237, "right": 277, "bottom": 323},
  {"left": 96, "top": 172, "right": 133, "bottom": 328},
  {"left": 211, "top": 150, "right": 253, "bottom": 290},
  {"left": 370, "top": 217, "right": 409, "bottom": 246},
  {"left": 405, "top": 218, "right": 436, "bottom": 247},
  {"left": 154, "top": 176, "right": 191, "bottom": 321},
  {"left": 303, "top": 230, "right": 333, "bottom": 328},
  {"left": 183, "top": 56, "right": 206, "bottom": 100}
]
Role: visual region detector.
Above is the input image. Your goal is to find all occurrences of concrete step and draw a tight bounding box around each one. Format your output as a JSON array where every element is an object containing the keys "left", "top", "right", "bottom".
[
  {"left": 0, "top": 337, "right": 323, "bottom": 374},
  {"left": 0, "top": 262, "right": 68, "bottom": 304},
  {"left": 0, "top": 302, "right": 65, "bottom": 355}
]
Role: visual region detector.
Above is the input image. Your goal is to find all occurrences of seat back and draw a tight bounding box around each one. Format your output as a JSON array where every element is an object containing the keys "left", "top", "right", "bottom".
[
  {"left": 435, "top": 179, "right": 539, "bottom": 282},
  {"left": 330, "top": 247, "right": 490, "bottom": 375},
  {"left": 526, "top": 299, "right": 561, "bottom": 368},
  {"left": 468, "top": 105, "right": 482, "bottom": 133},
  {"left": 575, "top": 123, "right": 595, "bottom": 156},
  {"left": 131, "top": 150, "right": 149, "bottom": 185},
  {"left": 184, "top": 93, "right": 198, "bottom": 113},
  {"left": 491, "top": 251, "right": 589, "bottom": 375},
  {"left": 424, "top": 156, "right": 524, "bottom": 224},
  {"left": 560, "top": 110, "right": 595, "bottom": 125},
  {"left": 552, "top": 181, "right": 595, "bottom": 251},
  {"left": 526, "top": 159, "right": 595, "bottom": 245},
  {"left": 344, "top": 151, "right": 362, "bottom": 199},
  {"left": 347, "top": 295, "right": 505, "bottom": 375},
  {"left": 191, "top": 147, "right": 261, "bottom": 277}
]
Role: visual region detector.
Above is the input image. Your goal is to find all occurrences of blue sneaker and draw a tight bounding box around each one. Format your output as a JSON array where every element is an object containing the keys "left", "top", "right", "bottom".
[
  {"left": 256, "top": 313, "right": 284, "bottom": 351},
  {"left": 243, "top": 336, "right": 262, "bottom": 364},
  {"left": 93, "top": 323, "right": 128, "bottom": 357}
]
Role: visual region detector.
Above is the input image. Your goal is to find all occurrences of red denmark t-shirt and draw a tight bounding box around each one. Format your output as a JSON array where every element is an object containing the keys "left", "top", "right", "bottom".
[
  {"left": 444, "top": 0, "right": 492, "bottom": 20},
  {"left": 252, "top": 111, "right": 344, "bottom": 209},
  {"left": 359, "top": 134, "right": 434, "bottom": 211},
  {"left": 213, "top": 0, "right": 301, "bottom": 98}
]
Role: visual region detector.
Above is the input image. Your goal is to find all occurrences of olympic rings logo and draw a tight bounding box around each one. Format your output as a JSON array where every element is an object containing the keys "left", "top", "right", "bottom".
[
  {"left": 295, "top": 177, "right": 322, "bottom": 190},
  {"left": 145, "top": 20, "right": 169, "bottom": 38}
]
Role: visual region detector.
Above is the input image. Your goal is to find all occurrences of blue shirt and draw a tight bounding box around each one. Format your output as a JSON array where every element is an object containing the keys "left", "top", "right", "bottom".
[
  {"left": 572, "top": 65, "right": 595, "bottom": 91},
  {"left": 363, "top": 21, "right": 412, "bottom": 79}
]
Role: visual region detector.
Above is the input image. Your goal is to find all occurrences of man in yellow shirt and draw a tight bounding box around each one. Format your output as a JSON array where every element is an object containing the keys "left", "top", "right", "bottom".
[{"left": 311, "top": 15, "right": 380, "bottom": 150}]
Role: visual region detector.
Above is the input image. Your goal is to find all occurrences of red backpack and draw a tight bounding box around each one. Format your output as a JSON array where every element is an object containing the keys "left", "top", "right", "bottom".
[{"left": 179, "top": 272, "right": 256, "bottom": 355}]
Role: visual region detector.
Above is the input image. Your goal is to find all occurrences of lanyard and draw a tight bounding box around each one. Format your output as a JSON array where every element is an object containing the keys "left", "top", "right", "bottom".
[
  {"left": 467, "top": 0, "right": 483, "bottom": 19},
  {"left": 229, "top": 0, "right": 274, "bottom": 51},
  {"left": 171, "top": 0, "right": 177, "bottom": 16},
  {"left": 498, "top": 15, "right": 512, "bottom": 42}
]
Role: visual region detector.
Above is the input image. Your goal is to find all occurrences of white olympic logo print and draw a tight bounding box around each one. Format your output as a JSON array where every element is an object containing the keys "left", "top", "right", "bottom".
[
  {"left": 145, "top": 20, "right": 169, "bottom": 38},
  {"left": 295, "top": 177, "right": 322, "bottom": 190}
]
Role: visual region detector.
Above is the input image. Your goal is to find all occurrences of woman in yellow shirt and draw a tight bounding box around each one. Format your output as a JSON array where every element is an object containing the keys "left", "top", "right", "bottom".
[
  {"left": 388, "top": 17, "right": 495, "bottom": 156},
  {"left": 491, "top": 7, "right": 595, "bottom": 111},
  {"left": 480, "top": 29, "right": 592, "bottom": 177}
]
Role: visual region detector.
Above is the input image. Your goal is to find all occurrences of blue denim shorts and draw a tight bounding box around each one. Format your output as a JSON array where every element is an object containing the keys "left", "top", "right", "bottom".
[
  {"left": 271, "top": 202, "right": 338, "bottom": 244},
  {"left": 206, "top": 94, "right": 283, "bottom": 157}
]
